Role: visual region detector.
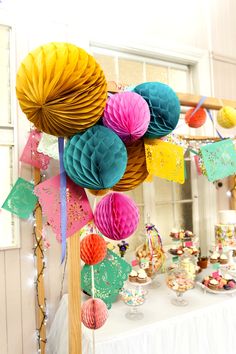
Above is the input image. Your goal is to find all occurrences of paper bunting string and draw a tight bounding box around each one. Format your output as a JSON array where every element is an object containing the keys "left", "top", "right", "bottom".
[
  {"left": 81, "top": 249, "right": 132, "bottom": 309},
  {"left": 144, "top": 139, "right": 185, "bottom": 184},
  {"left": 200, "top": 139, "right": 236, "bottom": 182},
  {"left": 20, "top": 130, "right": 50, "bottom": 170},
  {"left": 2, "top": 177, "right": 38, "bottom": 219},
  {"left": 34, "top": 175, "right": 93, "bottom": 241},
  {"left": 37, "top": 133, "right": 59, "bottom": 160},
  {"left": 58, "top": 137, "right": 67, "bottom": 262}
]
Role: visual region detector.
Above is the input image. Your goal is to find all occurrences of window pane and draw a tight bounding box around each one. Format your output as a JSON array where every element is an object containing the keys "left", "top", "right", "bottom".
[
  {"left": 146, "top": 64, "right": 168, "bottom": 83},
  {"left": 118, "top": 58, "right": 143, "bottom": 86},
  {"left": 174, "top": 161, "right": 192, "bottom": 200},
  {"left": 154, "top": 177, "right": 173, "bottom": 202},
  {"left": 174, "top": 202, "right": 193, "bottom": 231},
  {"left": 155, "top": 204, "right": 174, "bottom": 244},
  {"left": 93, "top": 53, "right": 117, "bottom": 82},
  {"left": 0, "top": 146, "right": 13, "bottom": 247},
  {"left": 169, "top": 68, "right": 189, "bottom": 92},
  {"left": 0, "top": 25, "right": 9, "bottom": 49}
]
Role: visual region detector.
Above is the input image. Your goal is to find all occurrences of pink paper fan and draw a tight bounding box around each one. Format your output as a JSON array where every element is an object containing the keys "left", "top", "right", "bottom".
[
  {"left": 81, "top": 298, "right": 108, "bottom": 329},
  {"left": 94, "top": 192, "right": 139, "bottom": 240},
  {"left": 103, "top": 92, "right": 150, "bottom": 143}
]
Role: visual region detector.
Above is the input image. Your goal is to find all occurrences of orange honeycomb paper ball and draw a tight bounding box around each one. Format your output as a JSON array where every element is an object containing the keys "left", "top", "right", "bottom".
[
  {"left": 16, "top": 42, "right": 107, "bottom": 137},
  {"left": 185, "top": 108, "right": 207, "bottom": 128},
  {"left": 80, "top": 233, "right": 107, "bottom": 265}
]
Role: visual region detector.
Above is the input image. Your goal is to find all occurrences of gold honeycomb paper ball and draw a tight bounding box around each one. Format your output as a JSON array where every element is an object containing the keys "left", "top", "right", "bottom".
[
  {"left": 88, "top": 188, "right": 110, "bottom": 197},
  {"left": 112, "top": 139, "right": 148, "bottom": 192},
  {"left": 16, "top": 42, "right": 107, "bottom": 137}
]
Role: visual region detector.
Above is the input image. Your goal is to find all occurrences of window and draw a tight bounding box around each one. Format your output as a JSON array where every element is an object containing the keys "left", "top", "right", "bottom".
[
  {"left": 0, "top": 24, "right": 19, "bottom": 248},
  {"left": 91, "top": 45, "right": 198, "bottom": 248}
]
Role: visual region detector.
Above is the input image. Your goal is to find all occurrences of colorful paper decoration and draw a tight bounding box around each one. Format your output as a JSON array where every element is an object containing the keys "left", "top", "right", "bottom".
[
  {"left": 194, "top": 155, "right": 203, "bottom": 176},
  {"left": 2, "top": 177, "right": 38, "bottom": 219},
  {"left": 217, "top": 106, "right": 236, "bottom": 129},
  {"left": 34, "top": 174, "right": 93, "bottom": 241},
  {"left": 185, "top": 108, "right": 207, "bottom": 128},
  {"left": 80, "top": 234, "right": 107, "bottom": 265},
  {"left": 94, "top": 192, "right": 139, "bottom": 240},
  {"left": 20, "top": 130, "right": 50, "bottom": 170},
  {"left": 81, "top": 298, "right": 108, "bottom": 329},
  {"left": 88, "top": 189, "right": 110, "bottom": 196},
  {"left": 37, "top": 132, "right": 59, "bottom": 160},
  {"left": 144, "top": 139, "right": 185, "bottom": 184},
  {"left": 103, "top": 92, "right": 150, "bottom": 143},
  {"left": 16, "top": 42, "right": 107, "bottom": 137},
  {"left": 133, "top": 82, "right": 180, "bottom": 138},
  {"left": 81, "top": 249, "right": 132, "bottom": 308},
  {"left": 112, "top": 139, "right": 148, "bottom": 192},
  {"left": 200, "top": 139, "right": 236, "bottom": 182},
  {"left": 63, "top": 125, "right": 127, "bottom": 190}
]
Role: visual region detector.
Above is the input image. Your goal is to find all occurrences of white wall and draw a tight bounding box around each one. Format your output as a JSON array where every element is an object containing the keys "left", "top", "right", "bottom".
[{"left": 0, "top": 1, "right": 235, "bottom": 353}]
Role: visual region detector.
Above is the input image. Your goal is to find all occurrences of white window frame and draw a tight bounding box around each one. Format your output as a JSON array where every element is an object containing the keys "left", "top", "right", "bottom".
[
  {"left": 0, "top": 16, "right": 20, "bottom": 250},
  {"left": 90, "top": 40, "right": 216, "bottom": 255}
]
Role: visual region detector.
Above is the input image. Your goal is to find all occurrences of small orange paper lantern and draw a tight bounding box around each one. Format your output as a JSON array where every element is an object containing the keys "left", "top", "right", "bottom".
[
  {"left": 185, "top": 108, "right": 206, "bottom": 128},
  {"left": 80, "top": 234, "right": 107, "bottom": 265},
  {"left": 81, "top": 298, "right": 108, "bottom": 329}
]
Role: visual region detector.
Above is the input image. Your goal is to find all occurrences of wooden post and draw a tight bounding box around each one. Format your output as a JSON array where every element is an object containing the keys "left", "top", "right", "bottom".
[
  {"left": 229, "top": 175, "right": 236, "bottom": 210},
  {"left": 68, "top": 232, "right": 81, "bottom": 354},
  {"left": 34, "top": 167, "right": 46, "bottom": 354}
]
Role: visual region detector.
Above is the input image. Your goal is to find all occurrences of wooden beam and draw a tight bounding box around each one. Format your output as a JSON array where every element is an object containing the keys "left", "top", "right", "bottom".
[
  {"left": 107, "top": 81, "right": 236, "bottom": 111},
  {"left": 68, "top": 232, "right": 81, "bottom": 354},
  {"left": 34, "top": 167, "right": 46, "bottom": 354}
]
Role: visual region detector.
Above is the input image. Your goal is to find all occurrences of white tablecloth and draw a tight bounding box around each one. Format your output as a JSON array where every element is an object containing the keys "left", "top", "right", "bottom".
[{"left": 47, "top": 274, "right": 236, "bottom": 354}]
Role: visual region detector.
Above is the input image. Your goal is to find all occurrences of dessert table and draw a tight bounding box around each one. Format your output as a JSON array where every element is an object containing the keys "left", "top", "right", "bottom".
[{"left": 47, "top": 274, "right": 236, "bottom": 354}]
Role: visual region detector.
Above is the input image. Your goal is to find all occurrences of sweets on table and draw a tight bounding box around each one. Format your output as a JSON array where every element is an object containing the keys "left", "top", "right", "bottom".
[
  {"left": 166, "top": 269, "right": 194, "bottom": 293},
  {"left": 202, "top": 272, "right": 236, "bottom": 291},
  {"left": 120, "top": 287, "right": 145, "bottom": 306}
]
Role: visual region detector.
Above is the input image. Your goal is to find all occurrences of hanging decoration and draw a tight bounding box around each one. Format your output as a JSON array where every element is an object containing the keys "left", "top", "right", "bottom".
[
  {"left": 185, "top": 107, "right": 207, "bottom": 128},
  {"left": 34, "top": 174, "right": 93, "bottom": 241},
  {"left": 88, "top": 188, "right": 110, "bottom": 196},
  {"left": 20, "top": 129, "right": 50, "bottom": 170},
  {"left": 81, "top": 298, "right": 108, "bottom": 329},
  {"left": 217, "top": 106, "right": 236, "bottom": 129},
  {"left": 37, "top": 132, "right": 59, "bottom": 160},
  {"left": 133, "top": 82, "right": 180, "bottom": 138},
  {"left": 144, "top": 139, "right": 185, "bottom": 184},
  {"left": 94, "top": 192, "right": 140, "bottom": 241},
  {"left": 63, "top": 125, "right": 127, "bottom": 190},
  {"left": 200, "top": 139, "right": 236, "bottom": 182},
  {"left": 2, "top": 177, "right": 38, "bottom": 219},
  {"left": 80, "top": 234, "right": 107, "bottom": 265},
  {"left": 112, "top": 139, "right": 148, "bottom": 192},
  {"left": 81, "top": 249, "right": 132, "bottom": 309},
  {"left": 16, "top": 42, "right": 107, "bottom": 137},
  {"left": 103, "top": 92, "right": 150, "bottom": 143}
]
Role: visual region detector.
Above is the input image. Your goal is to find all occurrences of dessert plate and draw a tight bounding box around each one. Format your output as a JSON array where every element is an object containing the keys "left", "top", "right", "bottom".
[{"left": 196, "top": 281, "right": 236, "bottom": 295}]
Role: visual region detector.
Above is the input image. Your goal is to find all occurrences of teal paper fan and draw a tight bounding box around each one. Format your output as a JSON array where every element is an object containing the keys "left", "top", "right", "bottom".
[
  {"left": 64, "top": 125, "right": 127, "bottom": 190},
  {"left": 81, "top": 249, "right": 132, "bottom": 309},
  {"left": 133, "top": 82, "right": 180, "bottom": 138}
]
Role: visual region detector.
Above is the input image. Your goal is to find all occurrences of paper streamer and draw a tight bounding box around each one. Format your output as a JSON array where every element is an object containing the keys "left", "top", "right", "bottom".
[
  {"left": 206, "top": 109, "right": 224, "bottom": 139},
  {"left": 58, "top": 138, "right": 67, "bottom": 262}
]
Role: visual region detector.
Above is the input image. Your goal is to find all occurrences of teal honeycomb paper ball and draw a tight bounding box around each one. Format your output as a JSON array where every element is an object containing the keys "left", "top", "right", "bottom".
[
  {"left": 133, "top": 82, "right": 180, "bottom": 138},
  {"left": 64, "top": 125, "right": 128, "bottom": 190}
]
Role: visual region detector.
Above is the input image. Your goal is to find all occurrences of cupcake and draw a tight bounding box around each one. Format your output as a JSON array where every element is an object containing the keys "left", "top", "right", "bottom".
[
  {"left": 208, "top": 278, "right": 219, "bottom": 290},
  {"left": 170, "top": 228, "right": 179, "bottom": 240},
  {"left": 219, "top": 254, "right": 228, "bottom": 264},
  {"left": 210, "top": 252, "right": 220, "bottom": 264},
  {"left": 129, "top": 270, "right": 138, "bottom": 283},
  {"left": 137, "top": 269, "right": 148, "bottom": 283}
]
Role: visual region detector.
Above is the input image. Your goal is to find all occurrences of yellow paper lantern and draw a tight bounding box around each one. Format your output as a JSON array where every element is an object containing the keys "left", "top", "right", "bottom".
[
  {"left": 217, "top": 106, "right": 236, "bottom": 129},
  {"left": 16, "top": 42, "right": 107, "bottom": 137},
  {"left": 112, "top": 139, "right": 148, "bottom": 192}
]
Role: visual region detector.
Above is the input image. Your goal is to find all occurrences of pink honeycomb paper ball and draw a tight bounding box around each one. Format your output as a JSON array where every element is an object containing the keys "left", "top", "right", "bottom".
[
  {"left": 103, "top": 92, "right": 150, "bottom": 144},
  {"left": 81, "top": 298, "right": 108, "bottom": 329},
  {"left": 94, "top": 192, "right": 140, "bottom": 240}
]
